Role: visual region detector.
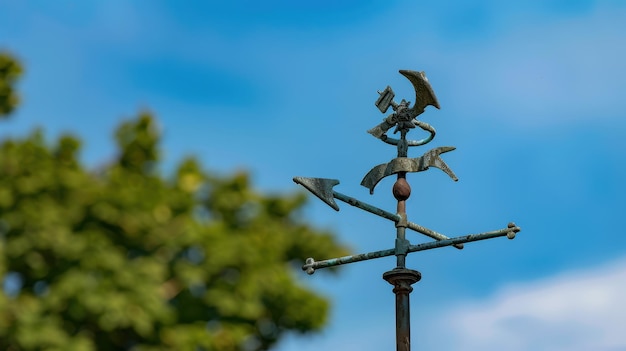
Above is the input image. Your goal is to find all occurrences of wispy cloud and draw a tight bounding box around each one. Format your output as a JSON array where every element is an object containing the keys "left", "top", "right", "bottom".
[{"left": 431, "top": 257, "right": 626, "bottom": 351}]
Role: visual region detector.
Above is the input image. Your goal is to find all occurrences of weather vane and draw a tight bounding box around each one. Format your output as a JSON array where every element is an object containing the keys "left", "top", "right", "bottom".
[{"left": 293, "top": 70, "right": 521, "bottom": 351}]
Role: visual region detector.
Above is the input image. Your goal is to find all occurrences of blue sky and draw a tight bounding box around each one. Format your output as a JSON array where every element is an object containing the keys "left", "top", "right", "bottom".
[{"left": 1, "top": 1, "right": 626, "bottom": 350}]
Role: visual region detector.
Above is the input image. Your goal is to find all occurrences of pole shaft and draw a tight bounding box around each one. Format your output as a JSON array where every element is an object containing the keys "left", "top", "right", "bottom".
[{"left": 384, "top": 268, "right": 421, "bottom": 351}]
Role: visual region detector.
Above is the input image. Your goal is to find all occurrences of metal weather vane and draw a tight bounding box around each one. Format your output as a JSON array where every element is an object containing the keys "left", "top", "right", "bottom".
[{"left": 293, "top": 70, "right": 521, "bottom": 351}]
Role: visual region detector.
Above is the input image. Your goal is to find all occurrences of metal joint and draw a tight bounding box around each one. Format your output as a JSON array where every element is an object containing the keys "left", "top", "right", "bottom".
[
  {"left": 395, "top": 237, "right": 410, "bottom": 256},
  {"left": 395, "top": 213, "right": 408, "bottom": 228}
]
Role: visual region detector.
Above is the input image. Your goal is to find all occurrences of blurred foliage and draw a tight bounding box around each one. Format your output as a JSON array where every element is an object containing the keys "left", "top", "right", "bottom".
[
  {"left": 0, "top": 54, "right": 349, "bottom": 350},
  {"left": 0, "top": 52, "right": 22, "bottom": 117}
]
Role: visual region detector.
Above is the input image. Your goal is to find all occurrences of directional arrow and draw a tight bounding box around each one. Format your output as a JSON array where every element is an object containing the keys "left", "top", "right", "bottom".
[
  {"left": 293, "top": 177, "right": 340, "bottom": 211},
  {"left": 293, "top": 176, "right": 463, "bottom": 249}
]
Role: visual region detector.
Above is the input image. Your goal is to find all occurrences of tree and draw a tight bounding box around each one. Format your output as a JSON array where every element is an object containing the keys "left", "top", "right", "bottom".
[
  {"left": 0, "top": 52, "right": 22, "bottom": 117},
  {"left": 0, "top": 53, "right": 349, "bottom": 350}
]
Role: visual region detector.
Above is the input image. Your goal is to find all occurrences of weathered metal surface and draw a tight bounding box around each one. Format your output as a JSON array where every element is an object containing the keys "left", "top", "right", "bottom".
[
  {"left": 303, "top": 248, "right": 396, "bottom": 274},
  {"left": 334, "top": 189, "right": 464, "bottom": 249},
  {"left": 404, "top": 221, "right": 463, "bottom": 249},
  {"left": 294, "top": 69, "right": 521, "bottom": 351},
  {"left": 375, "top": 85, "right": 396, "bottom": 113},
  {"left": 393, "top": 173, "right": 410, "bottom": 269},
  {"left": 383, "top": 268, "right": 421, "bottom": 351},
  {"left": 367, "top": 115, "right": 396, "bottom": 139},
  {"left": 399, "top": 70, "right": 440, "bottom": 115},
  {"left": 292, "top": 177, "right": 340, "bottom": 211},
  {"left": 407, "top": 223, "right": 521, "bottom": 254},
  {"left": 302, "top": 223, "right": 520, "bottom": 274},
  {"left": 368, "top": 71, "right": 439, "bottom": 142},
  {"left": 378, "top": 120, "right": 436, "bottom": 147},
  {"left": 360, "top": 146, "right": 458, "bottom": 194},
  {"left": 292, "top": 179, "right": 463, "bottom": 249}
]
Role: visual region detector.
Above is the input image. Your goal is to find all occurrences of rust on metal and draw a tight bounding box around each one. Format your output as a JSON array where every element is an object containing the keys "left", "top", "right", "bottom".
[
  {"left": 361, "top": 146, "right": 458, "bottom": 194},
  {"left": 293, "top": 69, "right": 521, "bottom": 350},
  {"left": 301, "top": 223, "right": 520, "bottom": 274},
  {"left": 383, "top": 268, "right": 421, "bottom": 351}
]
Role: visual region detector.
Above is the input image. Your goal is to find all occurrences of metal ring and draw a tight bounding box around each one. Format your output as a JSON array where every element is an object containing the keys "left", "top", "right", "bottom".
[{"left": 379, "top": 120, "right": 436, "bottom": 146}]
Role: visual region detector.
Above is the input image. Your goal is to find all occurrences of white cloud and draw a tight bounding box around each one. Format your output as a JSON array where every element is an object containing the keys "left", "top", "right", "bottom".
[{"left": 433, "top": 257, "right": 626, "bottom": 351}]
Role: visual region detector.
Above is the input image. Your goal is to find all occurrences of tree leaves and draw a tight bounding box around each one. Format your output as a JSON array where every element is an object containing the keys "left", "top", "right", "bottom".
[
  {"left": 0, "top": 111, "right": 349, "bottom": 351},
  {"left": 0, "top": 50, "right": 348, "bottom": 350},
  {"left": 0, "top": 52, "right": 22, "bottom": 118}
]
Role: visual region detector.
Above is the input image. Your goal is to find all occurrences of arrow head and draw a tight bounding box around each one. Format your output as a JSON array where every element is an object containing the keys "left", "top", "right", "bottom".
[{"left": 293, "top": 177, "right": 340, "bottom": 211}]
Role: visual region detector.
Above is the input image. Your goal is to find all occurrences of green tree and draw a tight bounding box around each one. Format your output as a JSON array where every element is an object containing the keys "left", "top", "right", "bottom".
[
  {"left": 0, "top": 52, "right": 22, "bottom": 117},
  {"left": 0, "top": 54, "right": 349, "bottom": 350}
]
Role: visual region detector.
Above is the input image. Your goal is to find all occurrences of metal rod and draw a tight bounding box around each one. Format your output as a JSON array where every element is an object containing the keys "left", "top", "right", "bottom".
[
  {"left": 407, "top": 224, "right": 520, "bottom": 254},
  {"left": 405, "top": 221, "right": 463, "bottom": 250},
  {"left": 383, "top": 268, "right": 421, "bottom": 351},
  {"left": 390, "top": 164, "right": 413, "bottom": 350},
  {"left": 302, "top": 224, "right": 520, "bottom": 274},
  {"left": 303, "top": 248, "right": 396, "bottom": 273},
  {"left": 394, "top": 171, "right": 409, "bottom": 269},
  {"left": 333, "top": 190, "right": 464, "bottom": 249},
  {"left": 394, "top": 285, "right": 411, "bottom": 351}
]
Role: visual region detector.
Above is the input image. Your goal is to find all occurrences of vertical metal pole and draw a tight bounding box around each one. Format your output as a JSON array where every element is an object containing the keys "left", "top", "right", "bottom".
[
  {"left": 383, "top": 268, "right": 421, "bottom": 351},
  {"left": 394, "top": 172, "right": 409, "bottom": 269},
  {"left": 384, "top": 164, "right": 421, "bottom": 350},
  {"left": 394, "top": 130, "right": 411, "bottom": 270}
]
